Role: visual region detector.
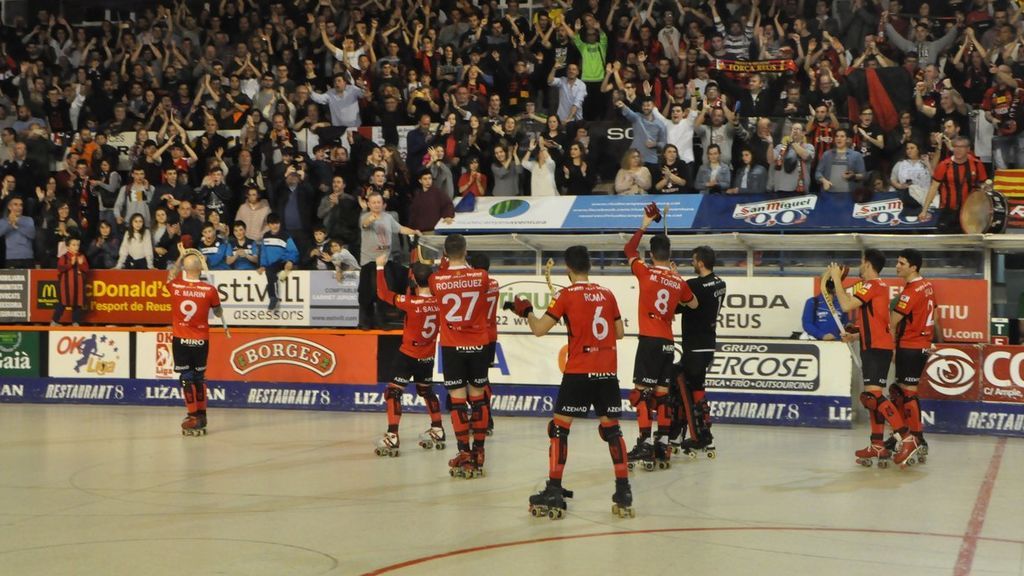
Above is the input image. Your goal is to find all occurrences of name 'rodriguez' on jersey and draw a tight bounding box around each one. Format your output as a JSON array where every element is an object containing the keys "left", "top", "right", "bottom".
[{"left": 546, "top": 282, "right": 621, "bottom": 374}]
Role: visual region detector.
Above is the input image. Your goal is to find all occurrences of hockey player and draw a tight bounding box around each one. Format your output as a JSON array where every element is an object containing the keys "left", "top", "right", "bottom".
[
  {"left": 675, "top": 246, "right": 726, "bottom": 458},
  {"left": 166, "top": 251, "right": 226, "bottom": 436},
  {"left": 508, "top": 245, "right": 634, "bottom": 519},
  {"left": 624, "top": 204, "right": 697, "bottom": 470},
  {"left": 373, "top": 252, "right": 444, "bottom": 456},
  {"left": 430, "top": 234, "right": 493, "bottom": 478},
  {"left": 828, "top": 251, "right": 918, "bottom": 468},
  {"left": 888, "top": 248, "right": 936, "bottom": 464},
  {"left": 467, "top": 252, "right": 499, "bottom": 435}
]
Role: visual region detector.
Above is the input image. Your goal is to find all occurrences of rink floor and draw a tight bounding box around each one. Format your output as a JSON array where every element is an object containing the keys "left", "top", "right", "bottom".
[{"left": 0, "top": 405, "right": 1021, "bottom": 576}]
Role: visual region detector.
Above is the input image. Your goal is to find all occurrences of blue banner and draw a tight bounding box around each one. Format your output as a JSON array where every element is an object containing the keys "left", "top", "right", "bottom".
[
  {"left": 0, "top": 377, "right": 851, "bottom": 429},
  {"left": 691, "top": 192, "right": 938, "bottom": 231}
]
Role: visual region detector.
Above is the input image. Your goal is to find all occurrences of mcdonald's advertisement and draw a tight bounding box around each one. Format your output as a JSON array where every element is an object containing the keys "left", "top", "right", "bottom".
[{"left": 30, "top": 270, "right": 171, "bottom": 324}]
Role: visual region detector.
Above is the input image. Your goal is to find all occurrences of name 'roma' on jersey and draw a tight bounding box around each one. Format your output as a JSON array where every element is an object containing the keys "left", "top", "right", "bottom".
[
  {"left": 545, "top": 282, "right": 620, "bottom": 374},
  {"left": 853, "top": 279, "right": 894, "bottom": 351},
  {"left": 394, "top": 294, "right": 440, "bottom": 359},
  {"left": 894, "top": 277, "right": 936, "bottom": 349},
  {"left": 631, "top": 260, "right": 694, "bottom": 341},
  {"left": 168, "top": 277, "right": 221, "bottom": 340},
  {"left": 429, "top": 266, "right": 491, "bottom": 347}
]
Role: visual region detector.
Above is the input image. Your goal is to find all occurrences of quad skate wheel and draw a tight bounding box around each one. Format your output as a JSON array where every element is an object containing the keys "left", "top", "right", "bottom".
[
  {"left": 642, "top": 461, "right": 655, "bottom": 472},
  {"left": 389, "top": 450, "right": 399, "bottom": 457},
  {"left": 627, "top": 462, "right": 635, "bottom": 471},
  {"left": 877, "top": 460, "right": 889, "bottom": 469},
  {"left": 548, "top": 509, "right": 564, "bottom": 520},
  {"left": 449, "top": 468, "right": 459, "bottom": 477},
  {"left": 918, "top": 455, "right": 927, "bottom": 464},
  {"left": 685, "top": 450, "right": 697, "bottom": 460},
  {"left": 856, "top": 458, "right": 871, "bottom": 467},
  {"left": 435, "top": 442, "right": 445, "bottom": 450},
  {"left": 486, "top": 429, "right": 494, "bottom": 437},
  {"left": 419, "top": 441, "right": 432, "bottom": 450},
  {"left": 657, "top": 461, "right": 670, "bottom": 470},
  {"left": 706, "top": 450, "right": 716, "bottom": 460},
  {"left": 671, "top": 446, "right": 680, "bottom": 454}
]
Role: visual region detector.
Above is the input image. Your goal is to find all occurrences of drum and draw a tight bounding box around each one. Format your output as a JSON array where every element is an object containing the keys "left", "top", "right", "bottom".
[{"left": 960, "top": 181, "right": 1009, "bottom": 234}]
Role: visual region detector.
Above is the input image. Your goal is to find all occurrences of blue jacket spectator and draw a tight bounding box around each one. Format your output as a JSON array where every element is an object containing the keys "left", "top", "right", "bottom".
[
  {"left": 259, "top": 228, "right": 299, "bottom": 269},
  {"left": 802, "top": 293, "right": 849, "bottom": 340},
  {"left": 0, "top": 196, "right": 35, "bottom": 267}
]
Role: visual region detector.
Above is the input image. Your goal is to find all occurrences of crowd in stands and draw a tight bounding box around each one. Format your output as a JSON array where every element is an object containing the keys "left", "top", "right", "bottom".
[{"left": 0, "top": 0, "right": 1018, "bottom": 282}]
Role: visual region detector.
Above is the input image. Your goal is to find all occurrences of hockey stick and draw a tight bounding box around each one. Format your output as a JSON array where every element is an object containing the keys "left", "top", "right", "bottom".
[
  {"left": 820, "top": 272, "right": 862, "bottom": 368},
  {"left": 662, "top": 205, "right": 669, "bottom": 235},
  {"left": 543, "top": 258, "right": 556, "bottom": 297}
]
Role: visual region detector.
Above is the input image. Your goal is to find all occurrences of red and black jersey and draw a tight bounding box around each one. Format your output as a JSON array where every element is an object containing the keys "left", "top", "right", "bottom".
[
  {"left": 429, "top": 266, "right": 491, "bottom": 347},
  {"left": 982, "top": 86, "right": 1024, "bottom": 135},
  {"left": 631, "top": 260, "right": 694, "bottom": 341},
  {"left": 852, "top": 279, "right": 894, "bottom": 351},
  {"left": 932, "top": 155, "right": 987, "bottom": 211},
  {"left": 168, "top": 277, "right": 221, "bottom": 340},
  {"left": 378, "top": 269, "right": 439, "bottom": 359},
  {"left": 808, "top": 122, "right": 835, "bottom": 162},
  {"left": 546, "top": 282, "right": 621, "bottom": 374},
  {"left": 56, "top": 251, "right": 89, "bottom": 308},
  {"left": 484, "top": 278, "right": 499, "bottom": 344},
  {"left": 894, "top": 277, "right": 936, "bottom": 349}
]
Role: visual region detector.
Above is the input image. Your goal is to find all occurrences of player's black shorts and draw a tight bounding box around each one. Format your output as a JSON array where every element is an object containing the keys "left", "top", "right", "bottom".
[
  {"left": 861, "top": 348, "right": 894, "bottom": 387},
  {"left": 484, "top": 341, "right": 496, "bottom": 364},
  {"left": 894, "top": 348, "right": 928, "bottom": 386},
  {"left": 679, "top": 349, "right": 715, "bottom": 391},
  {"left": 392, "top": 351, "right": 434, "bottom": 386},
  {"left": 633, "top": 336, "right": 675, "bottom": 387},
  {"left": 440, "top": 346, "right": 491, "bottom": 389},
  {"left": 554, "top": 373, "right": 623, "bottom": 418},
  {"left": 172, "top": 337, "right": 209, "bottom": 374}
]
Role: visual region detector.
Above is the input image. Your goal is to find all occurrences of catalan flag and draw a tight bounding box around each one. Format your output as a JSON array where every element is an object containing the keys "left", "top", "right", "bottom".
[{"left": 994, "top": 169, "right": 1024, "bottom": 228}]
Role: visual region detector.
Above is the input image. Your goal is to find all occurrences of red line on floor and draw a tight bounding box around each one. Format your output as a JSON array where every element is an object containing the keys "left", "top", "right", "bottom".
[
  {"left": 362, "top": 525, "right": 1024, "bottom": 575},
  {"left": 953, "top": 437, "right": 1008, "bottom": 576}
]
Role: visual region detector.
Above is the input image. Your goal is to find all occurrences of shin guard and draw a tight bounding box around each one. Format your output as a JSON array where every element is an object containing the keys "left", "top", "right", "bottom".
[
  {"left": 547, "top": 420, "right": 571, "bottom": 481},
  {"left": 194, "top": 376, "right": 208, "bottom": 415},
  {"left": 385, "top": 386, "right": 403, "bottom": 433},
  {"left": 449, "top": 396, "right": 471, "bottom": 451},
  {"left": 654, "top": 389, "right": 672, "bottom": 433},
  {"left": 417, "top": 384, "right": 443, "bottom": 427},
  {"left": 629, "top": 388, "right": 653, "bottom": 440},
  {"left": 469, "top": 394, "right": 489, "bottom": 446},
  {"left": 181, "top": 378, "right": 197, "bottom": 415}
]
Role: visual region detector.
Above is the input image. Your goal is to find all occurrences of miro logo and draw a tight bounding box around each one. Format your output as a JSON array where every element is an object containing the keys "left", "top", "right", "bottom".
[{"left": 489, "top": 199, "right": 530, "bottom": 219}]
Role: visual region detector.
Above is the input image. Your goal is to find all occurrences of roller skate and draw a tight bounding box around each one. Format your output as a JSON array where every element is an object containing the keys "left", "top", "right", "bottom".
[
  {"left": 893, "top": 435, "right": 921, "bottom": 468},
  {"left": 528, "top": 481, "right": 572, "bottom": 520},
  {"left": 680, "top": 434, "right": 716, "bottom": 460},
  {"left": 668, "top": 430, "right": 684, "bottom": 454},
  {"left": 374, "top": 432, "right": 400, "bottom": 457},
  {"left": 611, "top": 481, "right": 635, "bottom": 518},
  {"left": 486, "top": 416, "right": 495, "bottom": 436},
  {"left": 854, "top": 443, "right": 891, "bottom": 468},
  {"left": 181, "top": 415, "right": 207, "bottom": 436},
  {"left": 448, "top": 450, "right": 479, "bottom": 479},
  {"left": 654, "top": 438, "right": 672, "bottom": 470},
  {"left": 418, "top": 427, "right": 446, "bottom": 450},
  {"left": 917, "top": 436, "right": 929, "bottom": 464},
  {"left": 626, "top": 439, "right": 655, "bottom": 472},
  {"left": 469, "top": 445, "right": 486, "bottom": 478}
]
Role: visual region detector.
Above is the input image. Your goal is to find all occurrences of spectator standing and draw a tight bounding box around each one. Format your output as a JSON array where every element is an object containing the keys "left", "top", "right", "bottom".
[
  {"left": 617, "top": 98, "right": 666, "bottom": 175},
  {"left": 272, "top": 165, "right": 316, "bottom": 259},
  {"left": 920, "top": 137, "right": 987, "bottom": 233},
  {"left": 235, "top": 187, "right": 270, "bottom": 241},
  {"left": 51, "top": 235, "right": 88, "bottom": 326},
  {"left": 114, "top": 167, "right": 155, "bottom": 228},
  {"left": 86, "top": 220, "right": 120, "bottom": 270},
  {"left": 615, "top": 149, "right": 653, "bottom": 195},
  {"left": 491, "top": 144, "right": 523, "bottom": 197},
  {"left": 358, "top": 192, "right": 420, "bottom": 329},
  {"left": 522, "top": 136, "right": 559, "bottom": 196},
  {"left": 0, "top": 196, "right": 35, "bottom": 268},
  {"left": 116, "top": 213, "right": 154, "bottom": 270},
  {"left": 816, "top": 129, "right": 865, "bottom": 193}
]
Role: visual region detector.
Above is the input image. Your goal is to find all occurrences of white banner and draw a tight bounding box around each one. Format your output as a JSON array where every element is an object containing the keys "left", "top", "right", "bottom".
[
  {"left": 435, "top": 197, "right": 575, "bottom": 232},
  {"left": 49, "top": 331, "right": 130, "bottom": 379},
  {"left": 472, "top": 334, "right": 851, "bottom": 397},
  {"left": 136, "top": 331, "right": 177, "bottom": 380},
  {"left": 492, "top": 274, "right": 813, "bottom": 340},
  {"left": 202, "top": 269, "right": 312, "bottom": 327}
]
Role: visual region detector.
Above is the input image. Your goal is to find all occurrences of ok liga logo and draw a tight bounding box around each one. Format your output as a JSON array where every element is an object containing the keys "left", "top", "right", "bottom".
[{"left": 924, "top": 348, "right": 978, "bottom": 396}]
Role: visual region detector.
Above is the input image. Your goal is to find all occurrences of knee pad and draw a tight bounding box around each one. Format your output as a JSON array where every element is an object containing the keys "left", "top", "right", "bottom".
[
  {"left": 598, "top": 423, "right": 623, "bottom": 443},
  {"left": 859, "top": 391, "right": 881, "bottom": 411},
  {"left": 547, "top": 420, "right": 570, "bottom": 439},
  {"left": 416, "top": 384, "right": 435, "bottom": 398},
  {"left": 889, "top": 383, "right": 905, "bottom": 404},
  {"left": 179, "top": 370, "right": 195, "bottom": 384},
  {"left": 628, "top": 387, "right": 650, "bottom": 407},
  {"left": 385, "top": 386, "right": 403, "bottom": 401}
]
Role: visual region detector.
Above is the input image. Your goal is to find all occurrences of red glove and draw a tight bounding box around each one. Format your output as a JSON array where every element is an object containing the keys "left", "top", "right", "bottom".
[
  {"left": 502, "top": 296, "right": 534, "bottom": 318},
  {"left": 644, "top": 202, "right": 662, "bottom": 223},
  {"left": 438, "top": 256, "right": 450, "bottom": 271}
]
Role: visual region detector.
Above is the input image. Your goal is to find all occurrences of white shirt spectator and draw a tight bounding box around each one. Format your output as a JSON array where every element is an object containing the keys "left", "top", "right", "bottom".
[{"left": 549, "top": 76, "right": 587, "bottom": 122}]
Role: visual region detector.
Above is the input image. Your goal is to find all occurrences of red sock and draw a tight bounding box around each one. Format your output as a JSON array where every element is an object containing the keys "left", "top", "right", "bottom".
[
  {"left": 654, "top": 389, "right": 671, "bottom": 431},
  {"left": 386, "top": 386, "right": 402, "bottom": 434},
  {"left": 549, "top": 421, "right": 570, "bottom": 481},
  {"left": 602, "top": 421, "right": 629, "bottom": 479},
  {"left": 195, "top": 382, "right": 208, "bottom": 415},
  {"left": 449, "top": 396, "right": 471, "bottom": 451},
  {"left": 877, "top": 396, "right": 907, "bottom": 435},
  {"left": 693, "top": 390, "right": 706, "bottom": 403},
  {"left": 417, "top": 384, "right": 442, "bottom": 428},
  {"left": 182, "top": 382, "right": 197, "bottom": 415},
  {"left": 470, "top": 393, "right": 489, "bottom": 446},
  {"left": 904, "top": 389, "right": 922, "bottom": 435}
]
